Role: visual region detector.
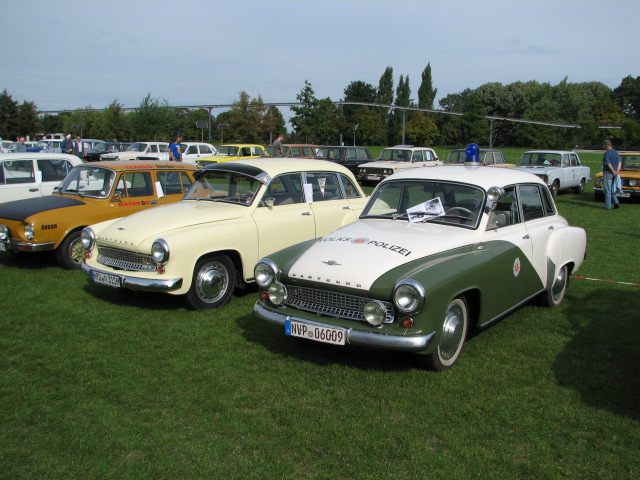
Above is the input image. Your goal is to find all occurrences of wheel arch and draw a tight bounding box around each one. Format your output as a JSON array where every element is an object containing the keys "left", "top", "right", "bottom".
[{"left": 193, "top": 249, "right": 246, "bottom": 288}]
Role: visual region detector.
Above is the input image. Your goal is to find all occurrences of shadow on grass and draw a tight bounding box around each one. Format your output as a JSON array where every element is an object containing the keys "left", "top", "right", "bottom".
[
  {"left": 554, "top": 288, "right": 640, "bottom": 419},
  {"left": 237, "top": 312, "right": 434, "bottom": 372},
  {"left": 81, "top": 281, "right": 260, "bottom": 311},
  {"left": 0, "top": 250, "right": 59, "bottom": 269}
]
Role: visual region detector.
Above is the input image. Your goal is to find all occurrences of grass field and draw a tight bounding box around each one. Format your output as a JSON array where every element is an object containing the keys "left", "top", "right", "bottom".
[{"left": 1, "top": 150, "right": 639, "bottom": 479}]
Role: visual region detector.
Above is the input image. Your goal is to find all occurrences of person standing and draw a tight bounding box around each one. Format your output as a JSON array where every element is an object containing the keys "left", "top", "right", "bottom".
[
  {"left": 602, "top": 139, "right": 621, "bottom": 210},
  {"left": 271, "top": 134, "right": 284, "bottom": 157},
  {"left": 74, "top": 135, "right": 84, "bottom": 159},
  {"left": 61, "top": 134, "right": 74, "bottom": 154},
  {"left": 14, "top": 137, "right": 27, "bottom": 152},
  {"left": 169, "top": 133, "right": 183, "bottom": 162}
]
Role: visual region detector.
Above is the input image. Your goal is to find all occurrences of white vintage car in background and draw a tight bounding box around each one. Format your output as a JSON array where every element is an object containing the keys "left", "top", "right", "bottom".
[
  {"left": 516, "top": 150, "right": 590, "bottom": 197},
  {"left": 358, "top": 145, "right": 442, "bottom": 183},
  {"left": 81, "top": 159, "right": 368, "bottom": 309},
  {"left": 100, "top": 142, "right": 169, "bottom": 161},
  {"left": 0, "top": 153, "right": 82, "bottom": 203},
  {"left": 254, "top": 166, "right": 587, "bottom": 370}
]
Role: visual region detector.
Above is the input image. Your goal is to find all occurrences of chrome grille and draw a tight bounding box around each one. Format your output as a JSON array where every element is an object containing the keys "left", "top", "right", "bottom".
[
  {"left": 284, "top": 284, "right": 395, "bottom": 323},
  {"left": 97, "top": 246, "right": 155, "bottom": 272}
]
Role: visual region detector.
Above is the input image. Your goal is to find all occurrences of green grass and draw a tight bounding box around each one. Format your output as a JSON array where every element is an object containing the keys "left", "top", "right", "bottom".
[{"left": 1, "top": 152, "right": 639, "bottom": 479}]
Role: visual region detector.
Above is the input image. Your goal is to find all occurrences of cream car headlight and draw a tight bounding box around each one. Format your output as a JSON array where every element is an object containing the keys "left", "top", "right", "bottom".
[
  {"left": 629, "top": 179, "right": 638, "bottom": 187},
  {"left": 363, "top": 300, "right": 387, "bottom": 326},
  {"left": 24, "top": 224, "right": 34, "bottom": 240},
  {"left": 255, "top": 259, "right": 279, "bottom": 288},
  {"left": 267, "top": 282, "right": 287, "bottom": 305},
  {"left": 393, "top": 279, "right": 426, "bottom": 314},
  {"left": 0, "top": 224, "right": 8, "bottom": 241},
  {"left": 151, "top": 239, "right": 170, "bottom": 264},
  {"left": 80, "top": 227, "right": 95, "bottom": 250}
]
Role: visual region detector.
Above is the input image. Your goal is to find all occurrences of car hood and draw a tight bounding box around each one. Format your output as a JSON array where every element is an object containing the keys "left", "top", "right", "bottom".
[
  {"left": 361, "top": 161, "right": 413, "bottom": 169},
  {"left": 516, "top": 166, "right": 554, "bottom": 175},
  {"left": 286, "top": 219, "right": 479, "bottom": 291},
  {"left": 96, "top": 200, "right": 247, "bottom": 246},
  {"left": 0, "top": 195, "right": 85, "bottom": 221}
]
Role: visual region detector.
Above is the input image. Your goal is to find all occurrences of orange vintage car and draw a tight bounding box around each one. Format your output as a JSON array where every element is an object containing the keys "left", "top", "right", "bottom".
[
  {"left": 594, "top": 151, "right": 640, "bottom": 201},
  {"left": 0, "top": 161, "right": 197, "bottom": 268}
]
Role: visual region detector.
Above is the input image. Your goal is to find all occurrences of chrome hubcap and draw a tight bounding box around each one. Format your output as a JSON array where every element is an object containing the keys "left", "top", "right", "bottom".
[
  {"left": 69, "top": 238, "right": 85, "bottom": 264},
  {"left": 196, "top": 262, "right": 229, "bottom": 303},
  {"left": 440, "top": 303, "right": 464, "bottom": 360}
]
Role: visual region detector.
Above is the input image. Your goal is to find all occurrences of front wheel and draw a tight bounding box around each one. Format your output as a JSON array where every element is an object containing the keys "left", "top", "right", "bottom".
[
  {"left": 423, "top": 297, "right": 469, "bottom": 371},
  {"left": 575, "top": 178, "right": 585, "bottom": 194},
  {"left": 550, "top": 180, "right": 560, "bottom": 198},
  {"left": 185, "top": 255, "right": 236, "bottom": 310},
  {"left": 55, "top": 230, "right": 85, "bottom": 269},
  {"left": 541, "top": 264, "right": 568, "bottom": 307}
]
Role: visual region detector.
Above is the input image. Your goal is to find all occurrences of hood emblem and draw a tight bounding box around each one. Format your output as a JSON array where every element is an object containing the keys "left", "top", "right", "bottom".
[{"left": 322, "top": 260, "right": 341, "bottom": 266}]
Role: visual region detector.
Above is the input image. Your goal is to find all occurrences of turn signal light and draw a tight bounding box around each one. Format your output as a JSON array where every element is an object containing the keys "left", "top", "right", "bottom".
[{"left": 400, "top": 317, "right": 414, "bottom": 329}]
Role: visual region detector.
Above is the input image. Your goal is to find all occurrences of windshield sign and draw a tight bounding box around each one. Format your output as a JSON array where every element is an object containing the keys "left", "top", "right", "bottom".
[
  {"left": 184, "top": 170, "right": 262, "bottom": 205},
  {"left": 361, "top": 180, "right": 485, "bottom": 228}
]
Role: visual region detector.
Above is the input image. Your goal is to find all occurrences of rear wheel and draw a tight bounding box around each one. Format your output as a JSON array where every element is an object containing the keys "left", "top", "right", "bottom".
[
  {"left": 185, "top": 255, "right": 236, "bottom": 310},
  {"left": 541, "top": 264, "right": 568, "bottom": 307},
  {"left": 575, "top": 178, "right": 585, "bottom": 194},
  {"left": 55, "top": 230, "right": 84, "bottom": 269},
  {"left": 423, "top": 297, "right": 469, "bottom": 371},
  {"left": 550, "top": 180, "right": 560, "bottom": 198}
]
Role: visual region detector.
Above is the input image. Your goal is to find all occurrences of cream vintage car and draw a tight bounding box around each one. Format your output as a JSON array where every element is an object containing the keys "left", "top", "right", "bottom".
[
  {"left": 100, "top": 142, "right": 169, "bottom": 161},
  {"left": 358, "top": 145, "right": 442, "bottom": 183},
  {"left": 81, "top": 159, "right": 367, "bottom": 309}
]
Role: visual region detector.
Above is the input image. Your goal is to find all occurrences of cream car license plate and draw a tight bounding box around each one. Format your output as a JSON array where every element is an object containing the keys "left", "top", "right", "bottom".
[
  {"left": 90, "top": 270, "right": 122, "bottom": 288},
  {"left": 285, "top": 320, "right": 346, "bottom": 346}
]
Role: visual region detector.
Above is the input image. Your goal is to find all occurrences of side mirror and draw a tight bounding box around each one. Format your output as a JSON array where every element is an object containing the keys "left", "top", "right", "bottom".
[
  {"left": 112, "top": 192, "right": 122, "bottom": 203},
  {"left": 262, "top": 197, "right": 275, "bottom": 208}
]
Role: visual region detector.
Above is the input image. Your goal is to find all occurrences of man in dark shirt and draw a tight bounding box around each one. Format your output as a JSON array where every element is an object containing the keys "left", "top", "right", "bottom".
[
  {"left": 271, "top": 134, "right": 284, "bottom": 157},
  {"left": 602, "top": 139, "right": 621, "bottom": 209}
]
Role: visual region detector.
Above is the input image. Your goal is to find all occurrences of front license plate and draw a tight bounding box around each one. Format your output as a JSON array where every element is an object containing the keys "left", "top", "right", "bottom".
[
  {"left": 90, "top": 270, "right": 122, "bottom": 288},
  {"left": 0, "top": 242, "right": 6, "bottom": 252},
  {"left": 619, "top": 192, "right": 630, "bottom": 198},
  {"left": 285, "top": 320, "right": 346, "bottom": 346},
  {"left": 367, "top": 174, "right": 381, "bottom": 181}
]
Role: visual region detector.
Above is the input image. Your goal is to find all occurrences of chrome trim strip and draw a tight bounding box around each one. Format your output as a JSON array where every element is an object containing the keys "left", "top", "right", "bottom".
[
  {"left": 81, "top": 263, "right": 183, "bottom": 292},
  {"left": 12, "top": 240, "right": 55, "bottom": 252},
  {"left": 254, "top": 302, "right": 435, "bottom": 352}
]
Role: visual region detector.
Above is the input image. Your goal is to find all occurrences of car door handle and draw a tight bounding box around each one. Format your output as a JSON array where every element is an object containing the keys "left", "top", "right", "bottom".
[
  {"left": 342, "top": 205, "right": 351, "bottom": 210},
  {"left": 29, "top": 188, "right": 39, "bottom": 192},
  {"left": 301, "top": 211, "right": 312, "bottom": 216},
  {"left": 150, "top": 200, "right": 158, "bottom": 204},
  {"left": 548, "top": 226, "right": 554, "bottom": 230},
  {"left": 522, "top": 234, "right": 530, "bottom": 239}
]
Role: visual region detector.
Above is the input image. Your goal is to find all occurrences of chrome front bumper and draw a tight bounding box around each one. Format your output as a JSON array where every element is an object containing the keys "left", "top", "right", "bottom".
[
  {"left": 254, "top": 302, "right": 435, "bottom": 352},
  {"left": 81, "top": 263, "right": 183, "bottom": 292},
  {"left": 1, "top": 239, "right": 54, "bottom": 252}
]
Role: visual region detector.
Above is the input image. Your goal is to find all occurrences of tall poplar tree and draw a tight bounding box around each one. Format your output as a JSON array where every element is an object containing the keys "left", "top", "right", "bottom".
[{"left": 418, "top": 63, "right": 437, "bottom": 109}]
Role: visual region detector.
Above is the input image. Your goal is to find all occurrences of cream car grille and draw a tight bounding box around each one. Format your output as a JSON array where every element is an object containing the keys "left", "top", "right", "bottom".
[
  {"left": 97, "top": 246, "right": 156, "bottom": 272},
  {"left": 284, "top": 284, "right": 395, "bottom": 323}
]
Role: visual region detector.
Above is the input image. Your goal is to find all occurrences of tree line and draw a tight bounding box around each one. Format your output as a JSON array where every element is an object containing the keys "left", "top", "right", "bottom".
[{"left": 1, "top": 64, "right": 639, "bottom": 148}]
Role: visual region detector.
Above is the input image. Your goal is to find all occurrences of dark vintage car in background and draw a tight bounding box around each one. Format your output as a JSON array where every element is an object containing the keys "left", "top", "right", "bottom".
[
  {"left": 314, "top": 146, "right": 373, "bottom": 175},
  {"left": 84, "top": 142, "right": 130, "bottom": 162}
]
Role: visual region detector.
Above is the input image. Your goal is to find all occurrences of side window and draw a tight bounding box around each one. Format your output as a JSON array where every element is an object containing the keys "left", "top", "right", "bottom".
[
  {"left": 305, "top": 172, "right": 342, "bottom": 202},
  {"left": 37, "top": 159, "right": 70, "bottom": 182},
  {"left": 339, "top": 174, "right": 361, "bottom": 199},
  {"left": 187, "top": 145, "right": 198, "bottom": 154},
  {"left": 540, "top": 186, "right": 556, "bottom": 215},
  {"left": 487, "top": 186, "right": 521, "bottom": 229},
  {"left": 241, "top": 147, "right": 251, "bottom": 157},
  {"left": 570, "top": 154, "right": 580, "bottom": 166},
  {"left": 200, "top": 145, "right": 213, "bottom": 155},
  {"left": 159, "top": 145, "right": 168, "bottom": 153},
  {"left": 157, "top": 171, "right": 193, "bottom": 195},
  {"left": 302, "top": 147, "right": 314, "bottom": 157},
  {"left": 424, "top": 150, "right": 434, "bottom": 161},
  {"left": 484, "top": 152, "right": 494, "bottom": 165},
  {"left": 495, "top": 152, "right": 505, "bottom": 164},
  {"left": 357, "top": 148, "right": 369, "bottom": 160},
  {"left": 149, "top": 145, "right": 159, "bottom": 153},
  {"left": 290, "top": 148, "right": 301, "bottom": 158},
  {"left": 561, "top": 154, "right": 569, "bottom": 168},
  {"left": 412, "top": 150, "right": 424, "bottom": 162},
  {"left": 263, "top": 173, "right": 304, "bottom": 205},
  {"left": 346, "top": 148, "right": 357, "bottom": 160},
  {"left": 3, "top": 159, "right": 35, "bottom": 184},
  {"left": 119, "top": 172, "right": 153, "bottom": 197},
  {"left": 519, "top": 184, "right": 546, "bottom": 221}
]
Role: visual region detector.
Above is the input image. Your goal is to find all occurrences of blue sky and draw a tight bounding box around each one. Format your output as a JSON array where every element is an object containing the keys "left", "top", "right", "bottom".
[{"left": 1, "top": 0, "right": 639, "bottom": 112}]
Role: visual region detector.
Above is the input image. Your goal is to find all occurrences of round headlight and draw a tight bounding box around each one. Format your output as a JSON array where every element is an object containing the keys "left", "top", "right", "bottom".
[
  {"left": 24, "top": 224, "right": 34, "bottom": 240},
  {"left": 267, "top": 282, "right": 287, "bottom": 305},
  {"left": 629, "top": 179, "right": 637, "bottom": 187},
  {"left": 255, "top": 259, "right": 278, "bottom": 288},
  {"left": 0, "top": 224, "right": 8, "bottom": 241},
  {"left": 151, "top": 239, "right": 170, "bottom": 264},
  {"left": 363, "top": 300, "right": 387, "bottom": 326},
  {"left": 80, "top": 227, "right": 95, "bottom": 250},
  {"left": 393, "top": 279, "right": 426, "bottom": 314}
]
